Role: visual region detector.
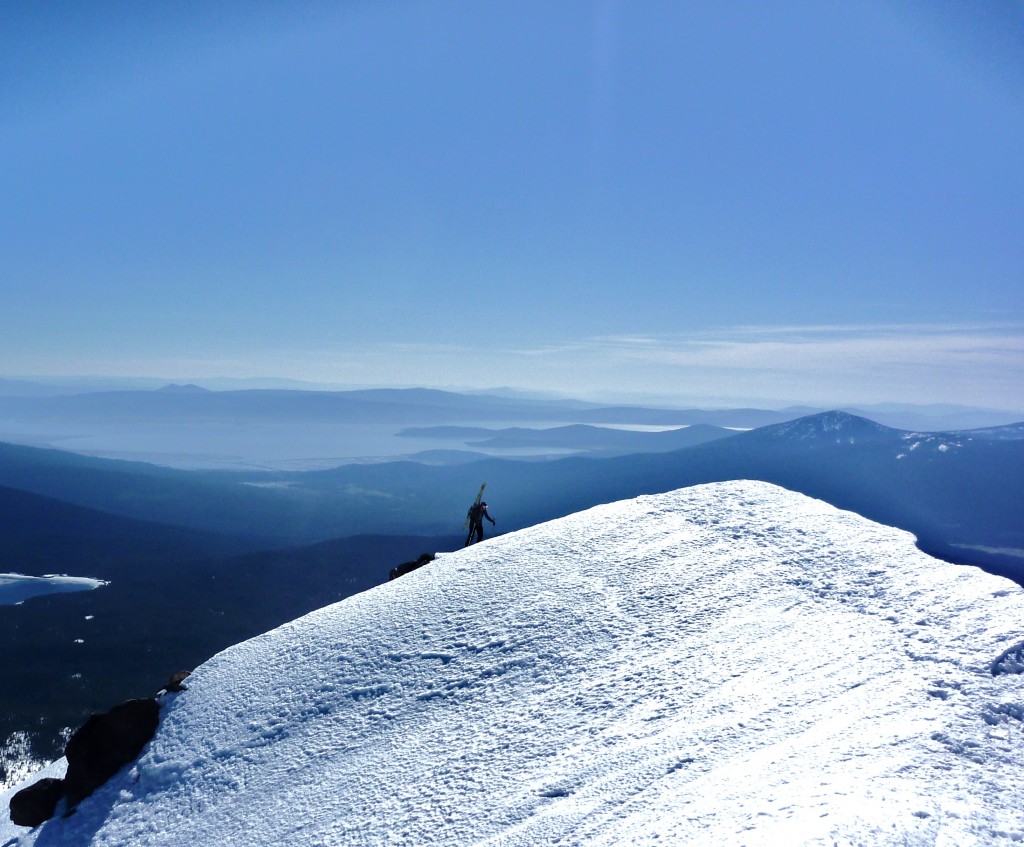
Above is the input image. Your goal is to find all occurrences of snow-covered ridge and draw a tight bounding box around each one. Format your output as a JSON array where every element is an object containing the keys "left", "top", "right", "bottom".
[{"left": 4, "top": 481, "right": 1024, "bottom": 845}]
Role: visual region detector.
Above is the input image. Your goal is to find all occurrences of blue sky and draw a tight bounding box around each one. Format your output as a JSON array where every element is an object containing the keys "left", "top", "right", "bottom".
[{"left": 2, "top": 1, "right": 1022, "bottom": 407}]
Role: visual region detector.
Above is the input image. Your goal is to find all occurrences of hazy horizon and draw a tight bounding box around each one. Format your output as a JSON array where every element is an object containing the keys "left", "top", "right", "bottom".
[{"left": 3, "top": 372, "right": 1024, "bottom": 416}]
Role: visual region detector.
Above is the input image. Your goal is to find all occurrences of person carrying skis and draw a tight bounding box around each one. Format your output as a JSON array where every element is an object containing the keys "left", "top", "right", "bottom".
[{"left": 465, "top": 500, "right": 495, "bottom": 546}]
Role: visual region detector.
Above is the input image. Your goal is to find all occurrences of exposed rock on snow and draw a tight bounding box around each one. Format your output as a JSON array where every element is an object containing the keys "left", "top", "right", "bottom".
[
  {"left": 63, "top": 699, "right": 161, "bottom": 808},
  {"left": 8, "top": 778, "right": 63, "bottom": 828},
  {"left": 388, "top": 552, "right": 435, "bottom": 581},
  {"left": 3, "top": 481, "right": 1024, "bottom": 845},
  {"left": 8, "top": 699, "right": 161, "bottom": 827}
]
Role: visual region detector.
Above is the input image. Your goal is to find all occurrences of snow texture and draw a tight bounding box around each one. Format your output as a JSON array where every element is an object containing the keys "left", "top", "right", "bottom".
[{"left": 3, "top": 481, "right": 1024, "bottom": 846}]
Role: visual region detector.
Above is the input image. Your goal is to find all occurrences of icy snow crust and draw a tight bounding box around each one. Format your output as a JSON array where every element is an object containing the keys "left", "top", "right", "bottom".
[{"left": 5, "top": 481, "right": 1024, "bottom": 846}]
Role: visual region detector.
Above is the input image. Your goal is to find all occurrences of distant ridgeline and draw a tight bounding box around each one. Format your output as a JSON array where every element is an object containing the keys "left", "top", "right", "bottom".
[{"left": 0, "top": 411, "right": 1019, "bottom": 576}]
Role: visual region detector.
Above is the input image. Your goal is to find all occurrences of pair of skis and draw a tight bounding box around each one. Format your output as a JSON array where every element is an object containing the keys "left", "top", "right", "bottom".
[{"left": 462, "top": 483, "right": 486, "bottom": 529}]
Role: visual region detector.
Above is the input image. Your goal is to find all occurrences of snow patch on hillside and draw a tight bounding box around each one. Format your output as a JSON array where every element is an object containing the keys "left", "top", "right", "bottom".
[
  {"left": 0, "top": 574, "right": 108, "bottom": 607},
  {"left": 896, "top": 421, "right": 1024, "bottom": 456},
  {"left": 4, "top": 481, "right": 1024, "bottom": 845}
]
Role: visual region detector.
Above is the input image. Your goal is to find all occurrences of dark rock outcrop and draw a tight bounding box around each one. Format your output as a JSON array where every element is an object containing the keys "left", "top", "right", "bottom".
[
  {"left": 162, "top": 670, "right": 192, "bottom": 693},
  {"left": 9, "top": 777, "right": 65, "bottom": 828},
  {"left": 389, "top": 552, "right": 435, "bottom": 581},
  {"left": 63, "top": 698, "right": 160, "bottom": 807},
  {"left": 9, "top": 681, "right": 178, "bottom": 827}
]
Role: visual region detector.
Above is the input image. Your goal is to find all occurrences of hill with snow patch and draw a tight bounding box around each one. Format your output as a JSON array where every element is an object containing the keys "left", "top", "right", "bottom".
[{"left": 4, "top": 481, "right": 1024, "bottom": 845}]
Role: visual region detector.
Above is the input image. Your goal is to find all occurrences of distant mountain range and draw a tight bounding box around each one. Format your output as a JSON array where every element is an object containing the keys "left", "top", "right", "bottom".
[
  {"left": 0, "top": 411, "right": 1020, "bottom": 576},
  {"left": 0, "top": 385, "right": 818, "bottom": 427},
  {"left": 3, "top": 385, "right": 1021, "bottom": 474},
  {"left": 2, "top": 383, "right": 1019, "bottom": 427}
]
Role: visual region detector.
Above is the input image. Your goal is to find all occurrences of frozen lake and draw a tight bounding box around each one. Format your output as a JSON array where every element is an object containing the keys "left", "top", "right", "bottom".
[
  {"left": 0, "top": 573, "right": 108, "bottom": 606},
  {"left": 0, "top": 419, "right": 579, "bottom": 470}
]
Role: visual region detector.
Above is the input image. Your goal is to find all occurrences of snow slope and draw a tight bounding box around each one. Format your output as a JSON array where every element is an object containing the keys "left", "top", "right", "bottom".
[{"left": 4, "top": 481, "right": 1024, "bottom": 846}]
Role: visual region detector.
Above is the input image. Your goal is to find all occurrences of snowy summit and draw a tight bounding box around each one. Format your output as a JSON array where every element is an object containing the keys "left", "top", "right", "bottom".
[{"left": 4, "top": 481, "right": 1024, "bottom": 845}]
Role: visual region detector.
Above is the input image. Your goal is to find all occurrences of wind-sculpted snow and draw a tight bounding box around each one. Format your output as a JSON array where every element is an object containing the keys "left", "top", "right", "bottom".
[{"left": 4, "top": 481, "right": 1024, "bottom": 845}]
